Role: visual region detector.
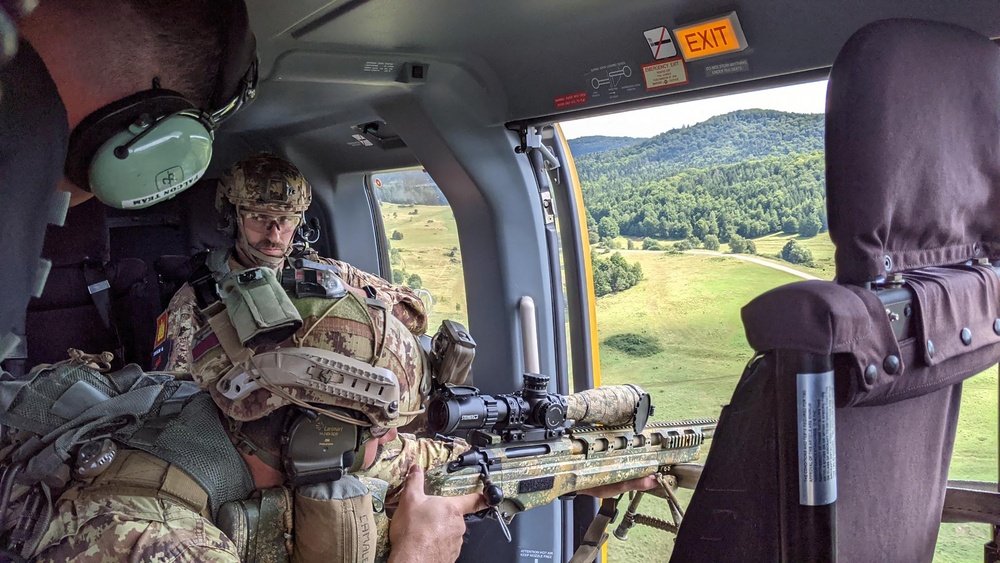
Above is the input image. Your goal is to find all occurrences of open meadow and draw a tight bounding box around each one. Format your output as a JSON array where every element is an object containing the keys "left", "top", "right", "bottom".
[
  {"left": 740, "top": 232, "right": 837, "bottom": 279},
  {"left": 596, "top": 249, "right": 996, "bottom": 563},
  {"left": 382, "top": 204, "right": 997, "bottom": 562},
  {"left": 380, "top": 203, "right": 469, "bottom": 329}
]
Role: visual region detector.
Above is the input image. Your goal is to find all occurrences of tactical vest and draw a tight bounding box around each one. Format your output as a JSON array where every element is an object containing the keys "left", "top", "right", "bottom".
[
  {"left": 0, "top": 359, "right": 253, "bottom": 559},
  {"left": 186, "top": 249, "right": 429, "bottom": 428},
  {"left": 186, "top": 251, "right": 407, "bottom": 563}
]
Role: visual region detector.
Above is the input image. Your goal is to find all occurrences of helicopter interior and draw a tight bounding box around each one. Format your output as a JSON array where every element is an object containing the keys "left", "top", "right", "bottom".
[{"left": 11, "top": 1, "right": 1000, "bottom": 561}]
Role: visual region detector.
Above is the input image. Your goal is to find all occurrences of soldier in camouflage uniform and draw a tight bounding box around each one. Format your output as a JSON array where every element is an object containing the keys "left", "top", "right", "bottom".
[
  {"left": 10, "top": 313, "right": 482, "bottom": 563},
  {"left": 155, "top": 153, "right": 428, "bottom": 374},
  {"left": 34, "top": 493, "right": 241, "bottom": 562},
  {"left": 1, "top": 0, "right": 258, "bottom": 559},
  {"left": 147, "top": 152, "right": 486, "bottom": 560},
  {"left": 5, "top": 153, "right": 477, "bottom": 562},
  {"left": 9, "top": 286, "right": 484, "bottom": 562}
]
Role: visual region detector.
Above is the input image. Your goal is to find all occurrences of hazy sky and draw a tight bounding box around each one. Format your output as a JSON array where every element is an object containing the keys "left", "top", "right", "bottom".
[{"left": 559, "top": 80, "right": 828, "bottom": 139}]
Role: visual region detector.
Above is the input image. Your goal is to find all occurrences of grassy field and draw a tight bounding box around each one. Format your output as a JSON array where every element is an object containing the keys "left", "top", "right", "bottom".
[
  {"left": 611, "top": 230, "right": 838, "bottom": 279},
  {"left": 380, "top": 204, "right": 997, "bottom": 562},
  {"left": 380, "top": 202, "right": 469, "bottom": 329},
  {"left": 746, "top": 231, "right": 837, "bottom": 279},
  {"left": 595, "top": 250, "right": 997, "bottom": 562}
]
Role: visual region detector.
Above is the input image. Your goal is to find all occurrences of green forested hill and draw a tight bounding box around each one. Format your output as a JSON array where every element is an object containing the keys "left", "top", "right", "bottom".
[
  {"left": 566, "top": 135, "right": 642, "bottom": 156},
  {"left": 575, "top": 109, "right": 827, "bottom": 241},
  {"left": 576, "top": 109, "right": 824, "bottom": 190}
]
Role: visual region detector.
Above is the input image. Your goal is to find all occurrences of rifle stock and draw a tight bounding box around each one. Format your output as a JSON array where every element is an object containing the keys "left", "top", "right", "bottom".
[{"left": 423, "top": 419, "right": 716, "bottom": 524}]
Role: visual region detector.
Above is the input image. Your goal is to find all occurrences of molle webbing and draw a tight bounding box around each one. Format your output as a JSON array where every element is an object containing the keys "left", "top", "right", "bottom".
[
  {"left": 126, "top": 391, "right": 253, "bottom": 517},
  {"left": 0, "top": 362, "right": 252, "bottom": 517},
  {"left": 60, "top": 449, "right": 211, "bottom": 519}
]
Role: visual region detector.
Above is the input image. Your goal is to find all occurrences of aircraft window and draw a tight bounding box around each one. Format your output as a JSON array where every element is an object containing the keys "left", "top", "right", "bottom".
[
  {"left": 559, "top": 79, "right": 994, "bottom": 561},
  {"left": 369, "top": 169, "right": 468, "bottom": 331}
]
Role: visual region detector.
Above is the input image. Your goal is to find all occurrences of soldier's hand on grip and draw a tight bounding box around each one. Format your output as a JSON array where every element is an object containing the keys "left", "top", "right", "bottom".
[{"left": 388, "top": 464, "right": 488, "bottom": 563}]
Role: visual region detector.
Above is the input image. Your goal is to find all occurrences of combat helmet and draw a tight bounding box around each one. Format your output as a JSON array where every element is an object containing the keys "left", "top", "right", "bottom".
[
  {"left": 202, "top": 293, "right": 430, "bottom": 430},
  {"left": 217, "top": 152, "right": 312, "bottom": 214},
  {"left": 217, "top": 153, "right": 312, "bottom": 267}
]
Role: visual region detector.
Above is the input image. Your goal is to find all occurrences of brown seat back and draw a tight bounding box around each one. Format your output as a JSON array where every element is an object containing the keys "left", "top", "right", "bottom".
[{"left": 672, "top": 19, "right": 1000, "bottom": 563}]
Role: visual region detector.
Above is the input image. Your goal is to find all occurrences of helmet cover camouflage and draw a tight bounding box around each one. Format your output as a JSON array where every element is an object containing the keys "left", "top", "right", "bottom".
[
  {"left": 217, "top": 153, "right": 312, "bottom": 214},
  {"left": 204, "top": 293, "right": 429, "bottom": 429}
]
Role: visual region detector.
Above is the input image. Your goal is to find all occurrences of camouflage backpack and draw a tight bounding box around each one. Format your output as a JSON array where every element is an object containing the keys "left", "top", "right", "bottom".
[{"left": 0, "top": 358, "right": 252, "bottom": 559}]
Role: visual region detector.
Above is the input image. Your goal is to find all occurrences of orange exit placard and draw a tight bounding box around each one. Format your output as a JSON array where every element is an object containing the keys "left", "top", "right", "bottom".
[{"left": 673, "top": 12, "right": 748, "bottom": 62}]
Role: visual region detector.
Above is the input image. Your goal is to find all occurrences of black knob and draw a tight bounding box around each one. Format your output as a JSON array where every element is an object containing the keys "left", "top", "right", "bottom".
[
  {"left": 522, "top": 373, "right": 549, "bottom": 392},
  {"left": 484, "top": 483, "right": 504, "bottom": 507}
]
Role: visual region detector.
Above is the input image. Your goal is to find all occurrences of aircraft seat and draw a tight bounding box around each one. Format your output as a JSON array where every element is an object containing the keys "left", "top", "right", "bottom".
[
  {"left": 671, "top": 18, "right": 1000, "bottom": 562},
  {"left": 22, "top": 198, "right": 158, "bottom": 371}
]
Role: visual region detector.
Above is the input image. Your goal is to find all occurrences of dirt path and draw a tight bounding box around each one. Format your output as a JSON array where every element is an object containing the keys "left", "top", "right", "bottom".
[{"left": 684, "top": 249, "right": 820, "bottom": 280}]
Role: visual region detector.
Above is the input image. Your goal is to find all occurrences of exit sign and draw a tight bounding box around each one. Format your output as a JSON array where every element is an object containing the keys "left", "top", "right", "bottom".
[{"left": 673, "top": 12, "right": 748, "bottom": 62}]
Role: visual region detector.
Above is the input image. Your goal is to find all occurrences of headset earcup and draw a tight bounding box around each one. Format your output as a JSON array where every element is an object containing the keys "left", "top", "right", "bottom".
[
  {"left": 64, "top": 89, "right": 195, "bottom": 191},
  {"left": 88, "top": 113, "right": 214, "bottom": 209}
]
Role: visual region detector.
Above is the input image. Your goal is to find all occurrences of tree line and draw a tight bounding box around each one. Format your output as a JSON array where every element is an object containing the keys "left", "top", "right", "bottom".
[{"left": 572, "top": 109, "right": 827, "bottom": 246}]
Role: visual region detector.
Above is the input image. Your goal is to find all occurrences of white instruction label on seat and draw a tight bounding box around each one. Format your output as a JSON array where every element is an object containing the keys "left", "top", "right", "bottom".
[{"left": 797, "top": 370, "right": 837, "bottom": 506}]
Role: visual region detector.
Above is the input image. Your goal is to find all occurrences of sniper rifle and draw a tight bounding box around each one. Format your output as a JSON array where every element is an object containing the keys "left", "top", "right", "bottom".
[{"left": 423, "top": 373, "right": 716, "bottom": 544}]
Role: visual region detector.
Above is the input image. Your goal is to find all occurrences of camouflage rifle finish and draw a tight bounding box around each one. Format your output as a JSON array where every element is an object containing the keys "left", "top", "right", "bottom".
[{"left": 422, "top": 418, "right": 716, "bottom": 525}]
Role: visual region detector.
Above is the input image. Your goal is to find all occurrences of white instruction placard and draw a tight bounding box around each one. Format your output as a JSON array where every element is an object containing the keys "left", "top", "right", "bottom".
[
  {"left": 643, "top": 27, "right": 677, "bottom": 60},
  {"left": 796, "top": 370, "right": 837, "bottom": 506}
]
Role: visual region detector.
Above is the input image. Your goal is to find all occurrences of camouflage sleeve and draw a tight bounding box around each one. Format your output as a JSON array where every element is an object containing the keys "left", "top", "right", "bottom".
[
  {"left": 314, "top": 256, "right": 428, "bottom": 335},
  {"left": 153, "top": 283, "right": 205, "bottom": 373},
  {"left": 359, "top": 433, "right": 470, "bottom": 505},
  {"left": 33, "top": 494, "right": 241, "bottom": 562}
]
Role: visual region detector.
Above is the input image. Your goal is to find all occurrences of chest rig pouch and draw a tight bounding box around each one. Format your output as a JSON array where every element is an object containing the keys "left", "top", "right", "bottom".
[
  {"left": 217, "top": 476, "right": 389, "bottom": 563},
  {"left": 206, "top": 250, "right": 303, "bottom": 348}
]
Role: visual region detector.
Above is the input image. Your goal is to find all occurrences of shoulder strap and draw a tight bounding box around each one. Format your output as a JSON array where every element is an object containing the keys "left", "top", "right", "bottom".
[
  {"left": 567, "top": 497, "right": 620, "bottom": 563},
  {"left": 81, "top": 261, "right": 112, "bottom": 331},
  {"left": 81, "top": 260, "right": 125, "bottom": 363},
  {"left": 206, "top": 248, "right": 233, "bottom": 280},
  {"left": 188, "top": 250, "right": 220, "bottom": 309}
]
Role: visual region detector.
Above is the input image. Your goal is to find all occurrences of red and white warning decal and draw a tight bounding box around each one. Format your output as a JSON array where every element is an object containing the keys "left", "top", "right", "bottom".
[
  {"left": 644, "top": 27, "right": 678, "bottom": 60},
  {"left": 154, "top": 312, "right": 167, "bottom": 346},
  {"left": 554, "top": 91, "right": 588, "bottom": 109},
  {"left": 641, "top": 58, "right": 689, "bottom": 91}
]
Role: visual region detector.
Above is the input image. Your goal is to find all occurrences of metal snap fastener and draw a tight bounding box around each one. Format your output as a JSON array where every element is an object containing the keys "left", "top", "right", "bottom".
[
  {"left": 883, "top": 355, "right": 900, "bottom": 375},
  {"left": 864, "top": 364, "right": 878, "bottom": 385}
]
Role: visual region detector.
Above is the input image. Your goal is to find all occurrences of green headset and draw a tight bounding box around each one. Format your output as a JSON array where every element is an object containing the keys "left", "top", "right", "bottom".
[{"left": 64, "top": 0, "right": 258, "bottom": 210}]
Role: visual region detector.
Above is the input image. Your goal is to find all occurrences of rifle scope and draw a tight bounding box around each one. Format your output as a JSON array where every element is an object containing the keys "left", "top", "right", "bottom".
[{"left": 427, "top": 374, "right": 652, "bottom": 436}]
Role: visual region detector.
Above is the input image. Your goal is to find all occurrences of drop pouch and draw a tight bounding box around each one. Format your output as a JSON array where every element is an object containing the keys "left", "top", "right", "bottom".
[
  {"left": 293, "top": 475, "right": 379, "bottom": 563},
  {"left": 216, "top": 486, "right": 294, "bottom": 563}
]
